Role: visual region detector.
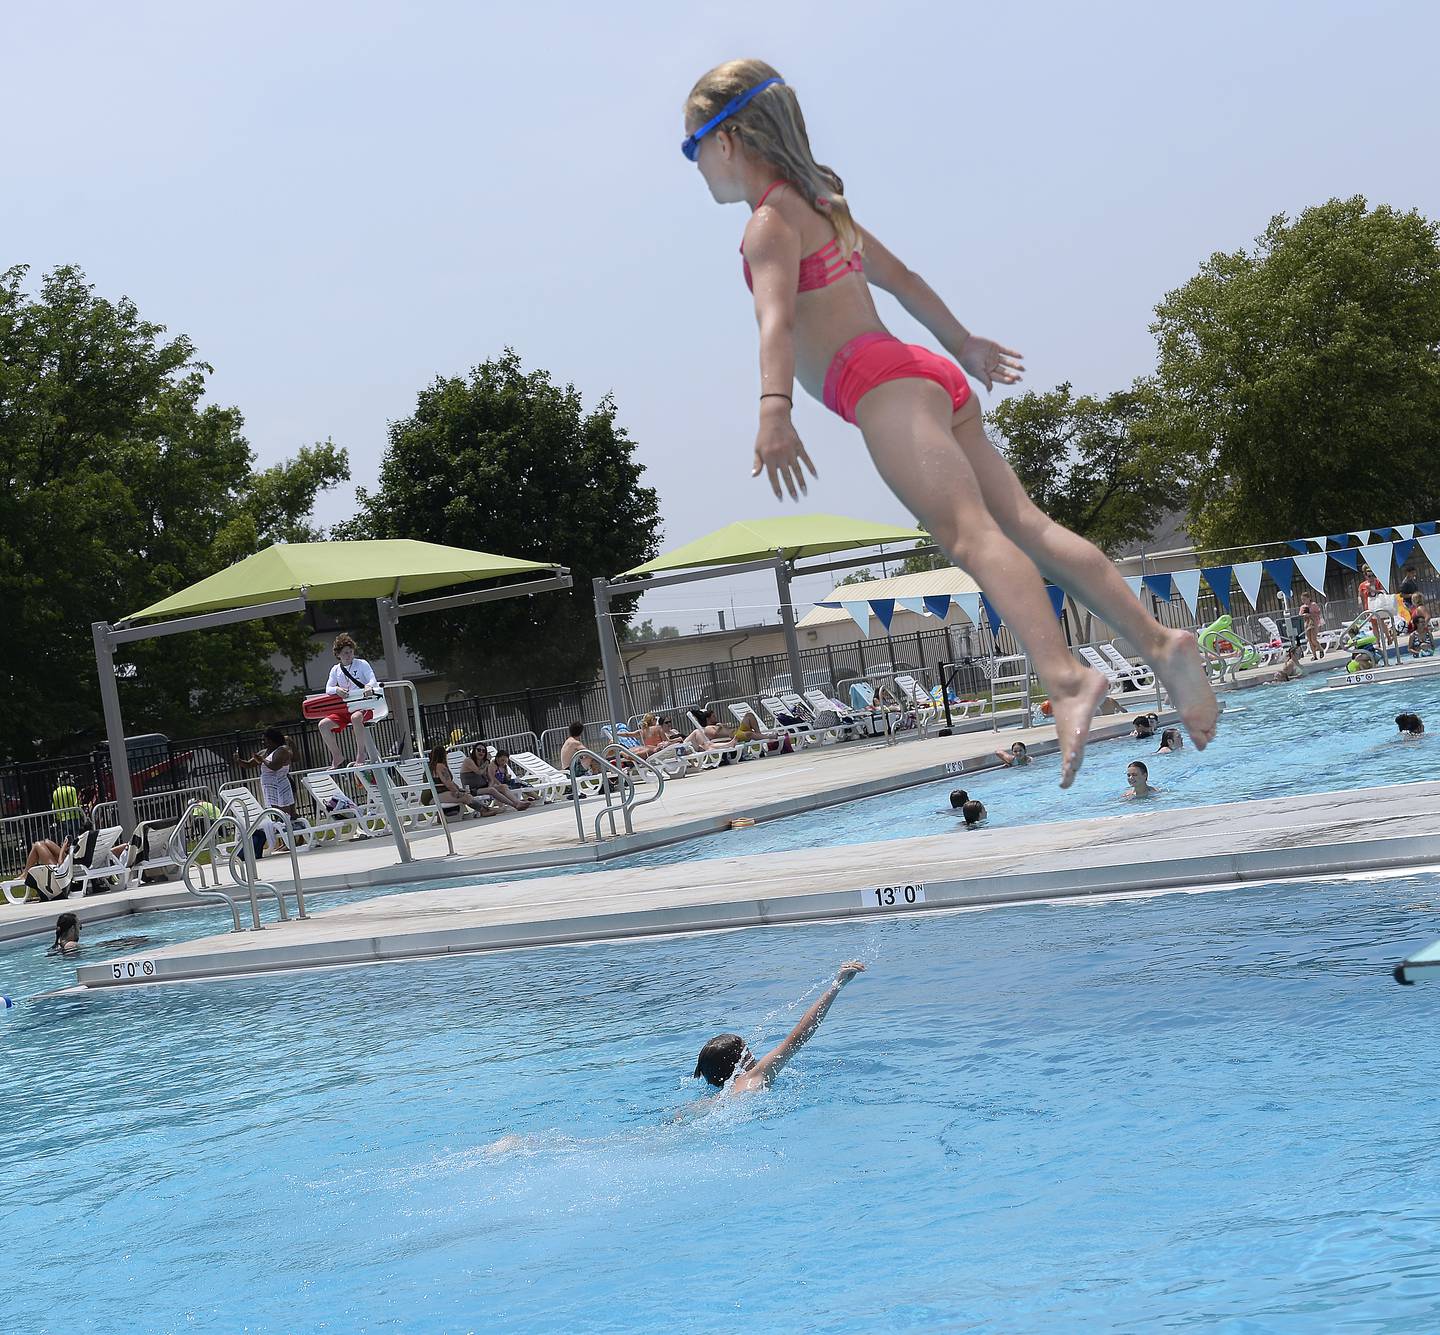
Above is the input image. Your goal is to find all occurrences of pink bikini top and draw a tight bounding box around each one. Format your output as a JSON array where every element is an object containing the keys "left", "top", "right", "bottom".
[{"left": 741, "top": 181, "right": 864, "bottom": 294}]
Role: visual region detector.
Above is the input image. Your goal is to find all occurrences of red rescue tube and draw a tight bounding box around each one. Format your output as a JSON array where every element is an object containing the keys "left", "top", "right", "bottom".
[{"left": 303, "top": 693, "right": 355, "bottom": 730}]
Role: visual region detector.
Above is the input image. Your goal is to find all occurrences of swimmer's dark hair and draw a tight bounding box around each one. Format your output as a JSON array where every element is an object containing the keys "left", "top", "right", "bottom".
[
  {"left": 54, "top": 912, "right": 79, "bottom": 946},
  {"left": 1129, "top": 760, "right": 1149, "bottom": 778},
  {"left": 693, "top": 1033, "right": 747, "bottom": 1087},
  {"left": 1396, "top": 712, "right": 1425, "bottom": 735},
  {"left": 961, "top": 800, "right": 985, "bottom": 826},
  {"left": 949, "top": 788, "right": 969, "bottom": 809}
]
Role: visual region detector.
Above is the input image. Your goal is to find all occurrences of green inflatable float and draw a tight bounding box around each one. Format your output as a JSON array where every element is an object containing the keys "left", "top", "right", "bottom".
[{"left": 1196, "top": 613, "right": 1259, "bottom": 670}]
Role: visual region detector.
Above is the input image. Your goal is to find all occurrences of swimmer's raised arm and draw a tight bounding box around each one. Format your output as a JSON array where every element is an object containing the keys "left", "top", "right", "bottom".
[
  {"left": 858, "top": 226, "right": 1024, "bottom": 391},
  {"left": 740, "top": 961, "right": 865, "bottom": 1090}
]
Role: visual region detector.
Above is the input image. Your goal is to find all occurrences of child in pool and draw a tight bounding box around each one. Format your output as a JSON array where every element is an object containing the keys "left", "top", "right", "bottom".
[
  {"left": 693, "top": 961, "right": 865, "bottom": 1093},
  {"left": 1124, "top": 761, "right": 1160, "bottom": 800},
  {"left": 994, "top": 741, "right": 1032, "bottom": 767},
  {"left": 680, "top": 60, "right": 1218, "bottom": 787}
]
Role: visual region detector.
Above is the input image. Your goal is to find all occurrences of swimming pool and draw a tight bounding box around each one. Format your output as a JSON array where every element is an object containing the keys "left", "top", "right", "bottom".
[
  {"left": 4, "top": 864, "right": 1439, "bottom": 1331},
  {"left": 653, "top": 668, "right": 1440, "bottom": 862},
  {"left": 2, "top": 667, "right": 1432, "bottom": 978}
]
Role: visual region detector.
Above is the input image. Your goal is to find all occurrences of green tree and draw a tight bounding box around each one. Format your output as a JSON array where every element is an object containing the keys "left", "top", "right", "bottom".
[
  {"left": 836, "top": 568, "right": 877, "bottom": 587},
  {"left": 622, "top": 619, "right": 680, "bottom": 641},
  {"left": 0, "top": 265, "right": 349, "bottom": 760},
  {"left": 343, "top": 350, "right": 661, "bottom": 691},
  {"left": 899, "top": 540, "right": 947, "bottom": 575},
  {"left": 1148, "top": 196, "right": 1440, "bottom": 549},
  {"left": 986, "top": 381, "right": 1184, "bottom": 554}
]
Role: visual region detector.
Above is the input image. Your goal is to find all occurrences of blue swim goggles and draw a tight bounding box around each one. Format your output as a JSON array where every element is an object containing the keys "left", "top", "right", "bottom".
[{"left": 681, "top": 77, "right": 785, "bottom": 161}]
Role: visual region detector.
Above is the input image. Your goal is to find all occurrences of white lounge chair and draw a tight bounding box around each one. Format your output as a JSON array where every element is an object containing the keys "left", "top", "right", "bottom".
[
  {"left": 512, "top": 751, "right": 606, "bottom": 800},
  {"left": 891, "top": 675, "right": 940, "bottom": 733},
  {"left": 72, "top": 825, "right": 136, "bottom": 895},
  {"left": 1, "top": 845, "right": 76, "bottom": 905},
  {"left": 758, "top": 696, "right": 825, "bottom": 746},
  {"left": 1078, "top": 645, "right": 1141, "bottom": 692},
  {"left": 218, "top": 786, "right": 319, "bottom": 852},
  {"left": 779, "top": 690, "right": 858, "bottom": 742},
  {"left": 302, "top": 772, "right": 384, "bottom": 841},
  {"left": 1097, "top": 644, "right": 1160, "bottom": 688}
]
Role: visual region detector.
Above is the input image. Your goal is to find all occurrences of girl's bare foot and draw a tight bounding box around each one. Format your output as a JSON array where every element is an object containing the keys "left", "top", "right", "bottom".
[
  {"left": 1048, "top": 667, "right": 1112, "bottom": 788},
  {"left": 1149, "top": 627, "right": 1220, "bottom": 748}
]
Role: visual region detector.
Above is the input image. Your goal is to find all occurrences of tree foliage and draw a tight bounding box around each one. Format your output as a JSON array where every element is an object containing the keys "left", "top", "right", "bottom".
[
  {"left": 1148, "top": 196, "right": 1440, "bottom": 549},
  {"left": 622, "top": 619, "right": 680, "bottom": 641},
  {"left": 986, "top": 382, "right": 1184, "bottom": 554},
  {"left": 0, "top": 265, "right": 348, "bottom": 760},
  {"left": 343, "top": 350, "right": 661, "bottom": 691}
]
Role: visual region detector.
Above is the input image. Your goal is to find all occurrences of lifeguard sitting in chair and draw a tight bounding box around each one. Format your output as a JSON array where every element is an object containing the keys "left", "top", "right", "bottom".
[{"left": 304, "top": 633, "right": 389, "bottom": 767}]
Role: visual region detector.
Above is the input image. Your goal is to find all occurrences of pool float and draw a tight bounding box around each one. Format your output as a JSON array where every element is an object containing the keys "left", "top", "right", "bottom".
[{"left": 1197, "top": 614, "right": 1259, "bottom": 670}]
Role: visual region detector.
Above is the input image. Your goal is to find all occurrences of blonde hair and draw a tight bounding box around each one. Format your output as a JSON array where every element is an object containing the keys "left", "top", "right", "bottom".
[{"left": 685, "top": 59, "right": 859, "bottom": 258}]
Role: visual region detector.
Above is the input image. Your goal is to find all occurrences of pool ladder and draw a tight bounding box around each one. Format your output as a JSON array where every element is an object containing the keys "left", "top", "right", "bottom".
[
  {"left": 168, "top": 796, "right": 309, "bottom": 933},
  {"left": 568, "top": 747, "right": 667, "bottom": 843}
]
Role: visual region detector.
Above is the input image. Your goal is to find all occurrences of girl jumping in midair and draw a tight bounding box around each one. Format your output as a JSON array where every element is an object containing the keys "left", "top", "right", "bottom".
[{"left": 681, "top": 59, "right": 1218, "bottom": 785}]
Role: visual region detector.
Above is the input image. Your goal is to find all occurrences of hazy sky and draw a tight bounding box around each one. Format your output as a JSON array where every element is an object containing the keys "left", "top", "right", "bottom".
[{"left": 10, "top": 0, "right": 1438, "bottom": 633}]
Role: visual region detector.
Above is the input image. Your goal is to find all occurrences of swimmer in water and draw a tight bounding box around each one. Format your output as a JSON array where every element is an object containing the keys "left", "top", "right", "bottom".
[
  {"left": 50, "top": 911, "right": 80, "bottom": 955},
  {"left": 993, "top": 740, "right": 1032, "bottom": 767},
  {"left": 948, "top": 789, "right": 987, "bottom": 827},
  {"left": 693, "top": 960, "right": 865, "bottom": 1094},
  {"left": 1124, "top": 760, "right": 1159, "bottom": 800}
]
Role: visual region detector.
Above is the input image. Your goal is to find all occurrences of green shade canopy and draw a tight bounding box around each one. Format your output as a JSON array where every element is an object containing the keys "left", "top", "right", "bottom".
[
  {"left": 126, "top": 540, "right": 560, "bottom": 623},
  {"left": 620, "top": 514, "right": 929, "bottom": 577}
]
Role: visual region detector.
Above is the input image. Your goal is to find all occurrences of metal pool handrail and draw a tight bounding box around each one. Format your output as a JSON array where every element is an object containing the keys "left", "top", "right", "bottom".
[
  {"left": 168, "top": 795, "right": 308, "bottom": 933},
  {"left": 567, "top": 748, "right": 664, "bottom": 843}
]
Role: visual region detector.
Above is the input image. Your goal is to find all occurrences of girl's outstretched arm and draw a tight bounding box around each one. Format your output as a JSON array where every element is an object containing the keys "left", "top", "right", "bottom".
[
  {"left": 746, "top": 961, "right": 866, "bottom": 1087},
  {"left": 743, "top": 207, "right": 817, "bottom": 500},
  {"left": 858, "top": 226, "right": 1025, "bottom": 391}
]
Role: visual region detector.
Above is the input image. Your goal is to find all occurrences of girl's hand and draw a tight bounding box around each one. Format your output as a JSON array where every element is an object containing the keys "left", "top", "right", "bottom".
[
  {"left": 752, "top": 404, "right": 817, "bottom": 501},
  {"left": 958, "top": 335, "right": 1025, "bottom": 391},
  {"left": 837, "top": 960, "right": 866, "bottom": 983}
]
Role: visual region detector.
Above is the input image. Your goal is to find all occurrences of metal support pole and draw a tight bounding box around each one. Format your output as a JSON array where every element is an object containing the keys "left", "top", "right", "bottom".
[
  {"left": 774, "top": 556, "right": 805, "bottom": 696},
  {"left": 593, "top": 577, "right": 627, "bottom": 729},
  {"left": 375, "top": 597, "right": 415, "bottom": 757},
  {"left": 91, "top": 622, "right": 136, "bottom": 834}
]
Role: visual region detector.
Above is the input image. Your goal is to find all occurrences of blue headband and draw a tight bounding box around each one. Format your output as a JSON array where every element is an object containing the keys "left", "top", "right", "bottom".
[{"left": 682, "top": 77, "right": 785, "bottom": 161}]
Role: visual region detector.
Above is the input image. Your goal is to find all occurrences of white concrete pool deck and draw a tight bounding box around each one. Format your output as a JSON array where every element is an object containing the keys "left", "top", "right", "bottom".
[
  {"left": 4, "top": 706, "right": 1169, "bottom": 946},
  {"left": 72, "top": 776, "right": 1440, "bottom": 990}
]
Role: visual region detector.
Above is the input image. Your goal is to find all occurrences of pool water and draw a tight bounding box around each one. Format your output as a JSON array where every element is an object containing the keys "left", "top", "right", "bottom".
[
  {"left": 4, "top": 865, "right": 1440, "bottom": 1332},
  {"left": 672, "top": 668, "right": 1440, "bottom": 860}
]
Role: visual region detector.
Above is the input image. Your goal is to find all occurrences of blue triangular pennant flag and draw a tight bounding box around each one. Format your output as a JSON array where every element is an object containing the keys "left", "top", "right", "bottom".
[
  {"left": 1358, "top": 541, "right": 1393, "bottom": 588},
  {"left": 1417, "top": 521, "right": 1438, "bottom": 536},
  {"left": 1123, "top": 575, "right": 1145, "bottom": 599},
  {"left": 897, "top": 597, "right": 928, "bottom": 617},
  {"left": 840, "top": 601, "right": 871, "bottom": 635},
  {"left": 1262, "top": 558, "right": 1295, "bottom": 599},
  {"left": 1328, "top": 533, "right": 1351, "bottom": 548},
  {"left": 1286, "top": 540, "right": 1311, "bottom": 554},
  {"left": 1418, "top": 535, "right": 1440, "bottom": 572},
  {"left": 921, "top": 594, "right": 951, "bottom": 619},
  {"left": 1293, "top": 553, "right": 1330, "bottom": 594},
  {"left": 1233, "top": 561, "right": 1264, "bottom": 610},
  {"left": 1395, "top": 523, "right": 1416, "bottom": 540},
  {"left": 1171, "top": 569, "right": 1203, "bottom": 617},
  {"left": 1201, "top": 566, "right": 1233, "bottom": 614},
  {"left": 1394, "top": 538, "right": 1418, "bottom": 570},
  {"left": 979, "top": 593, "right": 1002, "bottom": 633},
  {"left": 1045, "top": 585, "right": 1066, "bottom": 618},
  {"left": 1142, "top": 573, "right": 1174, "bottom": 602},
  {"left": 1330, "top": 547, "right": 1360, "bottom": 571},
  {"left": 952, "top": 592, "right": 982, "bottom": 626},
  {"left": 869, "top": 598, "right": 896, "bottom": 631}
]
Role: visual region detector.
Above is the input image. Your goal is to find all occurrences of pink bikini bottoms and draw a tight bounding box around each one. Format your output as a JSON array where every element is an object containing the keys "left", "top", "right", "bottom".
[{"left": 821, "top": 331, "right": 972, "bottom": 424}]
